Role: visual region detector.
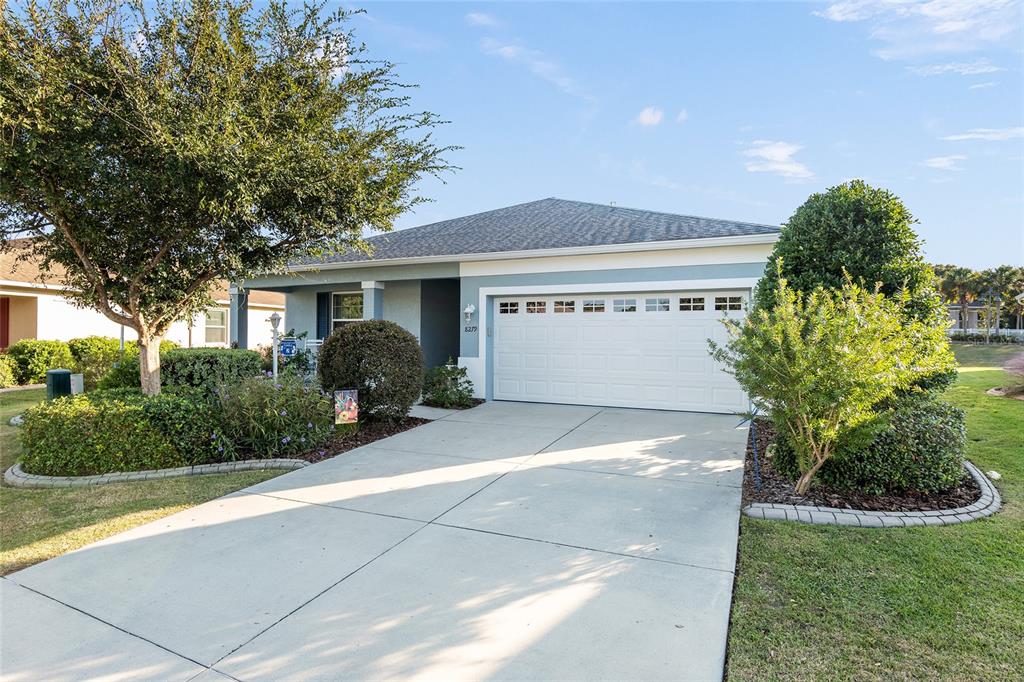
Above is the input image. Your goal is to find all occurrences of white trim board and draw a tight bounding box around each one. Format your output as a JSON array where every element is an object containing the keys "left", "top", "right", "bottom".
[{"left": 459, "top": 243, "right": 773, "bottom": 277}]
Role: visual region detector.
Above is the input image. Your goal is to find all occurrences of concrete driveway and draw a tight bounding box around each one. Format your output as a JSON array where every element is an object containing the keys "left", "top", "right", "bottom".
[{"left": 1, "top": 402, "right": 747, "bottom": 682}]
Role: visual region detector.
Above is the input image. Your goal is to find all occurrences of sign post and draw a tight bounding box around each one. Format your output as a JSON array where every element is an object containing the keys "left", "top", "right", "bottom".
[{"left": 269, "top": 312, "right": 282, "bottom": 380}]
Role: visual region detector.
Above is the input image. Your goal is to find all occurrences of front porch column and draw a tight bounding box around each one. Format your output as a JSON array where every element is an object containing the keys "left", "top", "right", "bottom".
[
  {"left": 968, "top": 309, "right": 979, "bottom": 331},
  {"left": 229, "top": 284, "right": 249, "bottom": 348},
  {"left": 362, "top": 281, "right": 384, "bottom": 320}
]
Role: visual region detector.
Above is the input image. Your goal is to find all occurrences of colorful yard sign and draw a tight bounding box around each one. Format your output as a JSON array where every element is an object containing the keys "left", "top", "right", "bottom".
[{"left": 334, "top": 390, "right": 358, "bottom": 424}]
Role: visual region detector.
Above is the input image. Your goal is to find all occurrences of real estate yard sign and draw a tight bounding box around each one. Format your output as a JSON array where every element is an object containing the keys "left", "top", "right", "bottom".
[{"left": 334, "top": 390, "right": 358, "bottom": 424}]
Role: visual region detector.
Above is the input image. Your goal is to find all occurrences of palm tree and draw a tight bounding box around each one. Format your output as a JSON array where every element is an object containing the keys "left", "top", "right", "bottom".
[
  {"left": 941, "top": 267, "right": 981, "bottom": 330},
  {"left": 984, "top": 265, "right": 1024, "bottom": 331}
]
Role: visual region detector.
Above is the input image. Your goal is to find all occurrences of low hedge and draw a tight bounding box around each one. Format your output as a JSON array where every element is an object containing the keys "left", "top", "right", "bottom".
[
  {"left": 99, "top": 346, "right": 260, "bottom": 391},
  {"left": 6, "top": 339, "right": 74, "bottom": 384},
  {"left": 772, "top": 394, "right": 966, "bottom": 494},
  {"left": 0, "top": 354, "right": 16, "bottom": 388},
  {"left": 18, "top": 389, "right": 235, "bottom": 476},
  {"left": 161, "top": 348, "right": 263, "bottom": 392}
]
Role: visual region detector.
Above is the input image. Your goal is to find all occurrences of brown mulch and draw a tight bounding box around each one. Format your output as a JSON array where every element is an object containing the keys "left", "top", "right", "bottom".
[
  {"left": 742, "top": 418, "right": 981, "bottom": 512},
  {"left": 421, "top": 398, "right": 486, "bottom": 409},
  {"left": 294, "top": 417, "right": 431, "bottom": 464}
]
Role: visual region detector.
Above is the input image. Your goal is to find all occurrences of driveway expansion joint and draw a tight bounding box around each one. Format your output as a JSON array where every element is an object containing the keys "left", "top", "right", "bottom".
[{"left": 742, "top": 461, "right": 1001, "bottom": 527}]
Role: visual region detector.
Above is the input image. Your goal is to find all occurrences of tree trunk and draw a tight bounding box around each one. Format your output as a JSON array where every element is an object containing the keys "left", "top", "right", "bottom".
[
  {"left": 794, "top": 457, "right": 827, "bottom": 495},
  {"left": 139, "top": 336, "right": 162, "bottom": 396},
  {"left": 960, "top": 299, "right": 969, "bottom": 331}
]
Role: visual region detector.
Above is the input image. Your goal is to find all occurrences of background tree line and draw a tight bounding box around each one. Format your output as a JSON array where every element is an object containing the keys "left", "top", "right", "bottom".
[{"left": 933, "top": 264, "right": 1024, "bottom": 330}]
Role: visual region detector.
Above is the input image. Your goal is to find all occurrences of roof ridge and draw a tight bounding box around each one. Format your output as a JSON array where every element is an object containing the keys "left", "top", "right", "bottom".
[{"left": 545, "top": 197, "right": 778, "bottom": 230}]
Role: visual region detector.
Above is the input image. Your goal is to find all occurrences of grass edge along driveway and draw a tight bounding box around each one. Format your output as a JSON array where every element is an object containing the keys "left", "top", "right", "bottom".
[
  {"left": 726, "top": 343, "right": 1024, "bottom": 682},
  {"left": 0, "top": 388, "right": 281, "bottom": 576}
]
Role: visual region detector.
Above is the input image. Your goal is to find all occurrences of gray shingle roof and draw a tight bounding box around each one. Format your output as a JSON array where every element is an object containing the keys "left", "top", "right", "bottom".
[{"left": 299, "top": 198, "right": 779, "bottom": 265}]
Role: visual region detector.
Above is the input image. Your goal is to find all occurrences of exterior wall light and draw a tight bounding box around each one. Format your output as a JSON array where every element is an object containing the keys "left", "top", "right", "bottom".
[{"left": 463, "top": 304, "right": 476, "bottom": 324}]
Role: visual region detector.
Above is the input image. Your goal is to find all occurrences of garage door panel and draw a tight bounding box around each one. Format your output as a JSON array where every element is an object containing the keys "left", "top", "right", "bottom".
[{"left": 493, "top": 291, "right": 747, "bottom": 413}]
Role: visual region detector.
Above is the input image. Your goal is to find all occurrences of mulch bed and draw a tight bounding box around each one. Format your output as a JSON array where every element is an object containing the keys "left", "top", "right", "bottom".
[
  {"left": 294, "top": 417, "right": 431, "bottom": 464},
  {"left": 743, "top": 418, "right": 981, "bottom": 512},
  {"left": 421, "top": 399, "right": 486, "bottom": 409}
]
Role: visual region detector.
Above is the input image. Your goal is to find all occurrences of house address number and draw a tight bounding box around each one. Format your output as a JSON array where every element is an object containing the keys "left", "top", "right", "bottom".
[{"left": 464, "top": 325, "right": 478, "bottom": 333}]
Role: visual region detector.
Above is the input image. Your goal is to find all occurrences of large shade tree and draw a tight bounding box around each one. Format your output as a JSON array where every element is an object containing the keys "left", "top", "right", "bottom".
[{"left": 0, "top": 0, "right": 450, "bottom": 394}]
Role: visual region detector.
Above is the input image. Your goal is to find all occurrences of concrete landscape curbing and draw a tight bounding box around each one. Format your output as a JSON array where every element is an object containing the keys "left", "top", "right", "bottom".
[
  {"left": 3, "top": 459, "right": 309, "bottom": 489},
  {"left": 743, "top": 461, "right": 1001, "bottom": 527}
]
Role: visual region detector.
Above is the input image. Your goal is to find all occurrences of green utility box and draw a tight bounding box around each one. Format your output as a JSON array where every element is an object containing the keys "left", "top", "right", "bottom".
[{"left": 46, "top": 369, "right": 72, "bottom": 400}]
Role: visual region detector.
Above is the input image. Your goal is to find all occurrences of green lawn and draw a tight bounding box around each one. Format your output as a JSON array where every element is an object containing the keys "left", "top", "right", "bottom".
[
  {"left": 726, "top": 344, "right": 1024, "bottom": 681},
  {"left": 0, "top": 388, "right": 281, "bottom": 575}
]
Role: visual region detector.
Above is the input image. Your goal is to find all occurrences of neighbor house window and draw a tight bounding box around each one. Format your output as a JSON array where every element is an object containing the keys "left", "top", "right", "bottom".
[
  {"left": 332, "top": 293, "right": 363, "bottom": 328},
  {"left": 499, "top": 301, "right": 519, "bottom": 314},
  {"left": 582, "top": 299, "right": 605, "bottom": 313},
  {"left": 645, "top": 297, "right": 670, "bottom": 312},
  {"left": 526, "top": 301, "right": 546, "bottom": 314},
  {"left": 204, "top": 309, "right": 227, "bottom": 344},
  {"left": 554, "top": 300, "right": 575, "bottom": 313},
  {"left": 613, "top": 298, "right": 637, "bottom": 312},
  {"left": 715, "top": 296, "right": 743, "bottom": 311},
  {"left": 679, "top": 297, "right": 705, "bottom": 311}
]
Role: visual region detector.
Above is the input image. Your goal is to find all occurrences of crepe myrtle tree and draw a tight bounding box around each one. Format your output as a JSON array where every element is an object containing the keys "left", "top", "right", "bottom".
[
  {"left": 0, "top": 0, "right": 451, "bottom": 394},
  {"left": 711, "top": 269, "right": 953, "bottom": 494}
]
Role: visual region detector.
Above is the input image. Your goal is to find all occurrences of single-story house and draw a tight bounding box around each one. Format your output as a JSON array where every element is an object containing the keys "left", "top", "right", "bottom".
[
  {"left": 1, "top": 240, "right": 285, "bottom": 350},
  {"left": 238, "top": 198, "right": 781, "bottom": 414}
]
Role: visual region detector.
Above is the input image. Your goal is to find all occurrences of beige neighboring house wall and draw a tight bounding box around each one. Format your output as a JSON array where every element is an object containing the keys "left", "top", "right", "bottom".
[{"left": 1, "top": 241, "right": 284, "bottom": 349}]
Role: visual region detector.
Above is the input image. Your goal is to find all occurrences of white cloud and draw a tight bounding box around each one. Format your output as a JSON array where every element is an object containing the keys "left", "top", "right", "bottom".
[
  {"left": 465, "top": 12, "right": 498, "bottom": 28},
  {"left": 742, "top": 140, "right": 815, "bottom": 179},
  {"left": 942, "top": 127, "right": 1024, "bottom": 141},
  {"left": 479, "top": 38, "right": 593, "bottom": 102},
  {"left": 676, "top": 109, "right": 689, "bottom": 124},
  {"left": 907, "top": 58, "right": 1004, "bottom": 75},
  {"left": 969, "top": 81, "right": 998, "bottom": 89},
  {"left": 633, "top": 106, "right": 664, "bottom": 127},
  {"left": 815, "top": 0, "right": 1021, "bottom": 59},
  {"left": 922, "top": 154, "right": 967, "bottom": 170}
]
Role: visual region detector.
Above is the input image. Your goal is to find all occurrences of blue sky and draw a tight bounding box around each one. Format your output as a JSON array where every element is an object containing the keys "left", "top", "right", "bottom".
[{"left": 350, "top": 1, "right": 1023, "bottom": 269}]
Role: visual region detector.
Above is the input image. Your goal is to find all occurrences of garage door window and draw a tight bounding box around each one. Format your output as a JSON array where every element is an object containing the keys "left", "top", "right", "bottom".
[
  {"left": 582, "top": 299, "right": 605, "bottom": 313},
  {"left": 526, "top": 301, "right": 546, "bottom": 314},
  {"left": 499, "top": 301, "right": 519, "bottom": 314},
  {"left": 554, "top": 300, "right": 575, "bottom": 313},
  {"left": 645, "top": 297, "right": 670, "bottom": 312},
  {"left": 715, "top": 296, "right": 743, "bottom": 311},
  {"left": 679, "top": 297, "right": 705, "bottom": 311},
  {"left": 613, "top": 298, "right": 637, "bottom": 312}
]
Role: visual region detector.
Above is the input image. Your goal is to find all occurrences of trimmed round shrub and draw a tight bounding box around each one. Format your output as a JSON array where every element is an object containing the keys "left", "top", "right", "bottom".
[
  {"left": 6, "top": 339, "right": 73, "bottom": 384},
  {"left": 422, "top": 359, "right": 475, "bottom": 409},
  {"left": 772, "top": 394, "right": 966, "bottom": 494},
  {"left": 218, "top": 375, "right": 334, "bottom": 457},
  {"left": 318, "top": 320, "right": 424, "bottom": 422},
  {"left": 0, "top": 354, "right": 16, "bottom": 388},
  {"left": 161, "top": 348, "right": 263, "bottom": 392},
  {"left": 18, "top": 389, "right": 234, "bottom": 476}
]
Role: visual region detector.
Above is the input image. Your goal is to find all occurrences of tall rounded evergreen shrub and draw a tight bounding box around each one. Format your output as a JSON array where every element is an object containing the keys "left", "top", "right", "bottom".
[
  {"left": 317, "top": 321, "right": 424, "bottom": 422},
  {"left": 753, "top": 180, "right": 955, "bottom": 390}
]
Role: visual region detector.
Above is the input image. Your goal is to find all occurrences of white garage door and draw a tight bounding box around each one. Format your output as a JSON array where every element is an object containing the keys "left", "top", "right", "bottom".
[{"left": 492, "top": 291, "right": 748, "bottom": 414}]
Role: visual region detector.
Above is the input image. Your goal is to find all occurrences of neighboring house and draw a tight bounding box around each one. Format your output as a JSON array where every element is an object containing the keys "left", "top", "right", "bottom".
[
  {"left": 946, "top": 301, "right": 989, "bottom": 331},
  {"left": 240, "top": 198, "right": 780, "bottom": 414},
  {"left": 0, "top": 240, "right": 284, "bottom": 350}
]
